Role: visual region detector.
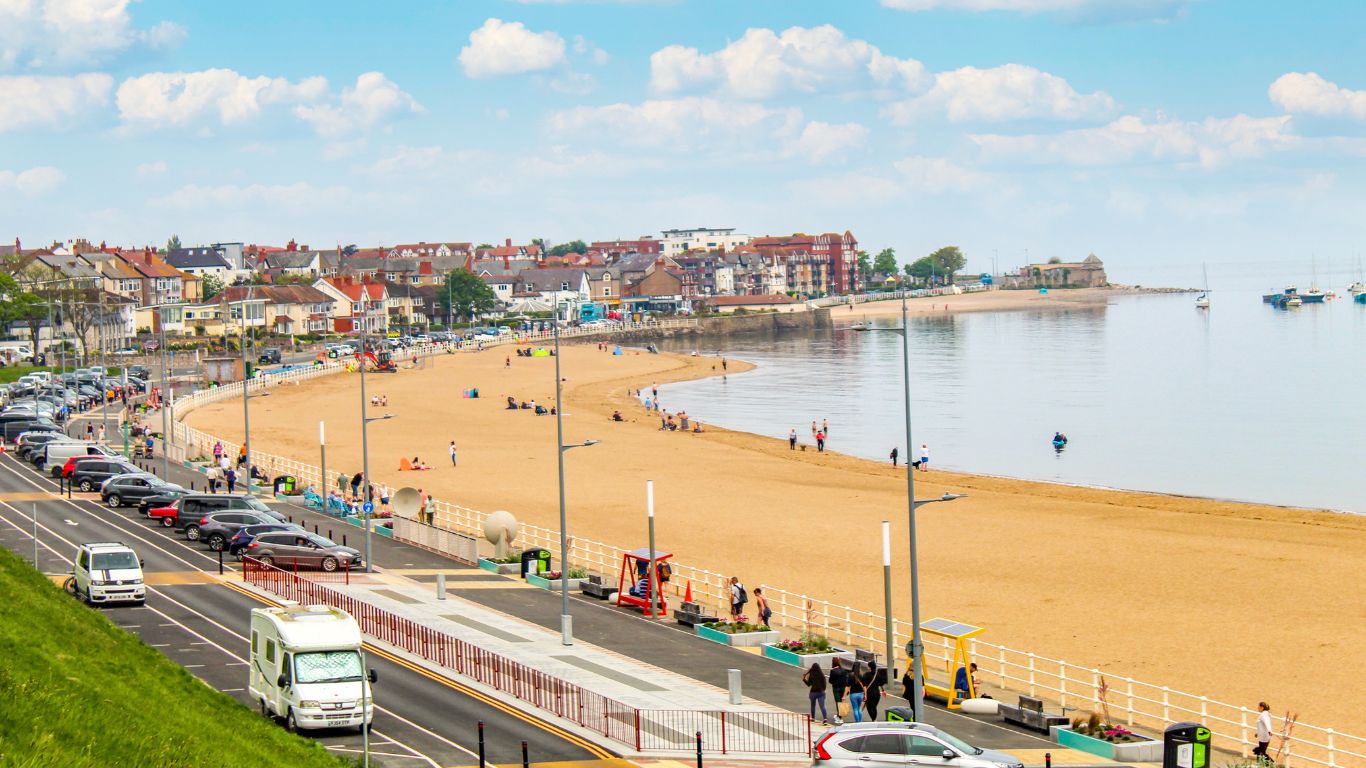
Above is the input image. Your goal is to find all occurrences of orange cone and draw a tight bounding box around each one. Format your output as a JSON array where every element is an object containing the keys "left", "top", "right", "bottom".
[{"left": 684, "top": 581, "right": 693, "bottom": 603}]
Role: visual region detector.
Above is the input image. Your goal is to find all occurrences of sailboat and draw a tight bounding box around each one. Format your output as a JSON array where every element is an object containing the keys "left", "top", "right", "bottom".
[
  {"left": 1301, "top": 256, "right": 1328, "bottom": 303},
  {"left": 1195, "top": 264, "right": 1210, "bottom": 309},
  {"left": 1349, "top": 256, "right": 1364, "bottom": 296}
]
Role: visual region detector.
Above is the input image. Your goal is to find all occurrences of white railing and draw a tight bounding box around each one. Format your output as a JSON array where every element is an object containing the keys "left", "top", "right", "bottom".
[{"left": 169, "top": 325, "right": 1360, "bottom": 768}]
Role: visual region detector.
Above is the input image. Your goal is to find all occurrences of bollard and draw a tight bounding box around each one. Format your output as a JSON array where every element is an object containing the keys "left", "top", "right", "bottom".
[
  {"left": 218, "top": 549, "right": 223, "bottom": 575},
  {"left": 696, "top": 730, "right": 703, "bottom": 768},
  {"left": 437, "top": 573, "right": 447, "bottom": 600},
  {"left": 288, "top": 515, "right": 293, "bottom": 523},
  {"left": 727, "top": 669, "right": 742, "bottom": 705},
  {"left": 342, "top": 534, "right": 347, "bottom": 547},
  {"left": 328, "top": 528, "right": 332, "bottom": 541},
  {"left": 313, "top": 523, "right": 318, "bottom": 534},
  {"left": 478, "top": 721, "right": 485, "bottom": 768},
  {"left": 1045, "top": 753, "right": 1051, "bottom": 768},
  {"left": 521, "top": 740, "right": 529, "bottom": 768}
]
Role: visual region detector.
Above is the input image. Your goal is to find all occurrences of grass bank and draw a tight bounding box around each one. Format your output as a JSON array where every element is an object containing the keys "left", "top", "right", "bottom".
[{"left": 0, "top": 547, "right": 346, "bottom": 768}]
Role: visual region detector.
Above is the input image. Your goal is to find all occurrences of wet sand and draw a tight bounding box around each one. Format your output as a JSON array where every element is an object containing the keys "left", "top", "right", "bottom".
[
  {"left": 839, "top": 286, "right": 1181, "bottom": 320},
  {"left": 186, "top": 338, "right": 1364, "bottom": 732}
]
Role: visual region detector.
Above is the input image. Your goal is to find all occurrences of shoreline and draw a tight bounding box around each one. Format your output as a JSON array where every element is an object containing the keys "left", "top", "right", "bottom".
[{"left": 834, "top": 284, "right": 1191, "bottom": 321}]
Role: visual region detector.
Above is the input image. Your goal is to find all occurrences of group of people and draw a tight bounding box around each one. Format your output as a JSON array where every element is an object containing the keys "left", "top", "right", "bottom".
[
  {"left": 889, "top": 443, "right": 931, "bottom": 469},
  {"left": 802, "top": 658, "right": 889, "bottom": 725},
  {"left": 369, "top": 394, "right": 389, "bottom": 407},
  {"left": 638, "top": 383, "right": 705, "bottom": 434},
  {"left": 786, "top": 419, "right": 832, "bottom": 452},
  {"left": 505, "top": 395, "right": 555, "bottom": 415}
]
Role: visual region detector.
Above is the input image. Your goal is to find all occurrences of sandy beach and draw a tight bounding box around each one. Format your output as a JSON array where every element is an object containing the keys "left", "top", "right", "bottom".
[
  {"left": 186, "top": 326, "right": 1364, "bottom": 733},
  {"left": 838, "top": 285, "right": 1187, "bottom": 320}
]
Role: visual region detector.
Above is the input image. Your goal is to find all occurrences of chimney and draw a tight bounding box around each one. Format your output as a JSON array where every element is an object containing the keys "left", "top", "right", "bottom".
[
  {"left": 503, "top": 254, "right": 509, "bottom": 272},
  {"left": 505, "top": 238, "right": 512, "bottom": 247},
  {"left": 287, "top": 238, "right": 297, "bottom": 252}
]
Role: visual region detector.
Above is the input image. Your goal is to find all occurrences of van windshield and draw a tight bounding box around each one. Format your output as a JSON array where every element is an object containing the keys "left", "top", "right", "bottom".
[
  {"left": 294, "top": 650, "right": 363, "bottom": 684},
  {"left": 91, "top": 552, "right": 138, "bottom": 570}
]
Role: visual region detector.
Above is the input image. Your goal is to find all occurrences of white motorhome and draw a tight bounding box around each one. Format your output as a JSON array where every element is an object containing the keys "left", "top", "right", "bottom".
[{"left": 248, "top": 605, "right": 375, "bottom": 732}]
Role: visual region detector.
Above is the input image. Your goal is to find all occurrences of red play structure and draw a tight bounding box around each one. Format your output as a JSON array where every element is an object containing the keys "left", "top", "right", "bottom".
[{"left": 615, "top": 548, "right": 673, "bottom": 617}]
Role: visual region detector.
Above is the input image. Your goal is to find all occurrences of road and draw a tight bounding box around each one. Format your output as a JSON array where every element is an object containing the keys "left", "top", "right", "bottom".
[{"left": 0, "top": 449, "right": 615, "bottom": 768}]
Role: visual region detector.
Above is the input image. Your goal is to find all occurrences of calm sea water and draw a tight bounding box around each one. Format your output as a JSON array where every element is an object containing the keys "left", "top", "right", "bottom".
[{"left": 654, "top": 290, "right": 1366, "bottom": 513}]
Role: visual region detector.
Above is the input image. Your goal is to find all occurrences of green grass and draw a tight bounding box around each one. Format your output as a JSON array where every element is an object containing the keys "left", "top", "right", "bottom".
[{"left": 0, "top": 547, "right": 349, "bottom": 768}]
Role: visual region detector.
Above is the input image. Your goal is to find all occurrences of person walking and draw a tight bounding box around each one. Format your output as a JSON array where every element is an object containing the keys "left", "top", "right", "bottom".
[
  {"left": 789, "top": 429, "right": 798, "bottom": 450},
  {"left": 448, "top": 440, "right": 458, "bottom": 468},
  {"left": 803, "top": 663, "right": 829, "bottom": 725},
  {"left": 815, "top": 430, "right": 826, "bottom": 452},
  {"left": 350, "top": 471, "right": 363, "bottom": 501},
  {"left": 829, "top": 658, "right": 849, "bottom": 724},
  {"left": 919, "top": 443, "right": 930, "bottom": 471},
  {"left": 890, "top": 447, "right": 899, "bottom": 466},
  {"left": 212, "top": 440, "right": 223, "bottom": 462},
  {"left": 863, "top": 660, "right": 885, "bottom": 720},
  {"left": 846, "top": 662, "right": 867, "bottom": 722},
  {"left": 729, "top": 576, "right": 747, "bottom": 620},
  {"left": 822, "top": 418, "right": 829, "bottom": 436},
  {"left": 85, "top": 423, "right": 94, "bottom": 440},
  {"left": 225, "top": 467, "right": 237, "bottom": 494},
  {"left": 1253, "top": 702, "right": 1273, "bottom": 763},
  {"left": 97, "top": 424, "right": 106, "bottom": 442},
  {"left": 205, "top": 464, "right": 220, "bottom": 493},
  {"left": 754, "top": 587, "right": 772, "bottom": 627}
]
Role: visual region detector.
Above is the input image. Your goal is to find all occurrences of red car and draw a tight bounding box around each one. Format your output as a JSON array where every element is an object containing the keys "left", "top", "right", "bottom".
[
  {"left": 148, "top": 499, "right": 181, "bottom": 528},
  {"left": 63, "top": 454, "right": 111, "bottom": 478}
]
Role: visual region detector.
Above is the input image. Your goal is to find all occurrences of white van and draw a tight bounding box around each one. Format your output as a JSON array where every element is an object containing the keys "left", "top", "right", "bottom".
[
  {"left": 0, "top": 342, "right": 34, "bottom": 362},
  {"left": 249, "top": 605, "right": 375, "bottom": 732},
  {"left": 42, "top": 441, "right": 118, "bottom": 477},
  {"left": 69, "top": 541, "right": 145, "bottom": 605}
]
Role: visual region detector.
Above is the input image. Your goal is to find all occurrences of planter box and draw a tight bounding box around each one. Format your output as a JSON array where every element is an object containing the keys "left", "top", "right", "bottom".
[
  {"left": 761, "top": 643, "right": 855, "bottom": 668},
  {"left": 538, "top": 577, "right": 585, "bottom": 591},
  {"left": 1056, "top": 727, "right": 1162, "bottom": 762},
  {"left": 478, "top": 559, "right": 520, "bottom": 575},
  {"left": 696, "top": 624, "right": 781, "bottom": 647}
]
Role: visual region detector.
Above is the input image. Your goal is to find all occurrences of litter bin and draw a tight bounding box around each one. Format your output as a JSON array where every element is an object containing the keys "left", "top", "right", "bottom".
[
  {"left": 1163, "top": 722, "right": 1211, "bottom": 768},
  {"left": 520, "top": 548, "right": 551, "bottom": 579},
  {"left": 884, "top": 706, "right": 916, "bottom": 723},
  {"left": 273, "top": 474, "right": 297, "bottom": 495}
]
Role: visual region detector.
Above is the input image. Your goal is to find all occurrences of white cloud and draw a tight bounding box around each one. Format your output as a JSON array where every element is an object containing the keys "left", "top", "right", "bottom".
[
  {"left": 1269, "top": 72, "right": 1366, "bottom": 120},
  {"left": 893, "top": 156, "right": 993, "bottom": 192},
  {"left": 650, "top": 25, "right": 924, "bottom": 99},
  {"left": 888, "top": 63, "right": 1115, "bottom": 122},
  {"left": 549, "top": 70, "right": 596, "bottom": 95},
  {"left": 116, "top": 69, "right": 328, "bottom": 127},
  {"left": 0, "top": 73, "right": 113, "bottom": 130},
  {"left": 790, "top": 121, "right": 868, "bottom": 163},
  {"left": 879, "top": 0, "right": 1186, "bottom": 21},
  {"left": 459, "top": 18, "right": 566, "bottom": 78},
  {"left": 294, "top": 72, "right": 424, "bottom": 139},
  {"left": 0, "top": 165, "right": 65, "bottom": 195},
  {"left": 0, "top": 0, "right": 185, "bottom": 69},
  {"left": 135, "top": 160, "right": 167, "bottom": 176},
  {"left": 551, "top": 97, "right": 802, "bottom": 152},
  {"left": 972, "top": 114, "right": 1296, "bottom": 167},
  {"left": 150, "top": 182, "right": 350, "bottom": 211}
]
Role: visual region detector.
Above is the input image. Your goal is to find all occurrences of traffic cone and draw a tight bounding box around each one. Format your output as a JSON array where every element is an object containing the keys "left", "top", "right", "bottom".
[{"left": 684, "top": 581, "right": 693, "bottom": 603}]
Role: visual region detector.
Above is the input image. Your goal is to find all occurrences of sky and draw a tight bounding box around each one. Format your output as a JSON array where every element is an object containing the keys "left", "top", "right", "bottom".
[{"left": 3, "top": 0, "right": 1366, "bottom": 286}]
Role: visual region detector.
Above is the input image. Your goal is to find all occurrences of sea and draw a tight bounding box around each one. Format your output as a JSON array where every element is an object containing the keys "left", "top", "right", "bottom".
[{"left": 653, "top": 284, "right": 1366, "bottom": 514}]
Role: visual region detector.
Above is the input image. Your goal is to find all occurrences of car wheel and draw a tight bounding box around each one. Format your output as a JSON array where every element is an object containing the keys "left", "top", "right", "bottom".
[
  {"left": 107, "top": 495, "right": 122, "bottom": 508},
  {"left": 259, "top": 697, "right": 271, "bottom": 719},
  {"left": 50, "top": 467, "right": 62, "bottom": 478},
  {"left": 257, "top": 555, "right": 273, "bottom": 566},
  {"left": 285, "top": 708, "right": 299, "bottom": 733},
  {"left": 159, "top": 516, "right": 175, "bottom": 528},
  {"left": 206, "top": 534, "right": 226, "bottom": 552},
  {"left": 132, "top": 599, "right": 145, "bottom": 607},
  {"left": 185, "top": 526, "right": 200, "bottom": 541},
  {"left": 321, "top": 556, "right": 339, "bottom": 572},
  {"left": 79, "top": 479, "right": 94, "bottom": 492}
]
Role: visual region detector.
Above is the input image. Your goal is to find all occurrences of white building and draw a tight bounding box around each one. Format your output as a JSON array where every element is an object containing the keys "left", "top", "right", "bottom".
[{"left": 660, "top": 227, "right": 750, "bottom": 258}]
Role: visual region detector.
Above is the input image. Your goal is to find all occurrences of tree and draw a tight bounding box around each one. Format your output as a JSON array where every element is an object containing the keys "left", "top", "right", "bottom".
[
  {"left": 547, "top": 240, "right": 588, "bottom": 258},
  {"left": 873, "top": 248, "right": 898, "bottom": 277},
  {"left": 906, "top": 246, "right": 967, "bottom": 285},
  {"left": 437, "top": 269, "right": 499, "bottom": 323},
  {"left": 201, "top": 273, "right": 225, "bottom": 301},
  {"left": 166, "top": 234, "right": 181, "bottom": 253},
  {"left": 475, "top": 243, "right": 494, "bottom": 250},
  {"left": 856, "top": 250, "right": 871, "bottom": 283}
]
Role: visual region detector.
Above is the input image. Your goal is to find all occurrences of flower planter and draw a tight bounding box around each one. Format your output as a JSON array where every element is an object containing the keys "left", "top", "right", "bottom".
[
  {"left": 1056, "top": 727, "right": 1162, "bottom": 762},
  {"left": 696, "top": 624, "right": 781, "bottom": 647},
  {"left": 538, "top": 577, "right": 585, "bottom": 591},
  {"left": 478, "top": 559, "right": 521, "bottom": 575},
  {"left": 761, "top": 643, "right": 855, "bottom": 668}
]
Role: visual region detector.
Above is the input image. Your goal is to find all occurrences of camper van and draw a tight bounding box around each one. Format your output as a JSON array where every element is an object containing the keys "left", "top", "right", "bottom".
[{"left": 248, "top": 605, "right": 375, "bottom": 732}]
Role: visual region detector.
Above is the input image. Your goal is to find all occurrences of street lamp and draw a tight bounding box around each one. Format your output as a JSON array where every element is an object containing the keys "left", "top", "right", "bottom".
[
  {"left": 357, "top": 293, "right": 396, "bottom": 573},
  {"left": 853, "top": 297, "right": 966, "bottom": 722},
  {"left": 553, "top": 295, "right": 599, "bottom": 645}
]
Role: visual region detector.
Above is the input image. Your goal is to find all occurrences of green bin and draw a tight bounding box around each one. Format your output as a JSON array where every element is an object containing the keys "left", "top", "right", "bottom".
[
  {"left": 1163, "top": 722, "right": 1211, "bottom": 768},
  {"left": 521, "top": 548, "right": 551, "bottom": 578}
]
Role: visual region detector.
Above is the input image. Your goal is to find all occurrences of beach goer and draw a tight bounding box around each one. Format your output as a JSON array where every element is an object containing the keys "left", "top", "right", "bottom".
[
  {"left": 350, "top": 471, "right": 363, "bottom": 499},
  {"left": 97, "top": 424, "right": 106, "bottom": 442},
  {"left": 449, "top": 440, "right": 457, "bottom": 468},
  {"left": 822, "top": 418, "right": 829, "bottom": 436},
  {"left": 651, "top": 382, "right": 658, "bottom": 399},
  {"left": 213, "top": 441, "right": 223, "bottom": 461},
  {"left": 863, "top": 660, "right": 884, "bottom": 720},
  {"left": 954, "top": 663, "right": 981, "bottom": 699},
  {"left": 829, "top": 658, "right": 849, "bottom": 724},
  {"left": 789, "top": 429, "right": 797, "bottom": 450},
  {"left": 612, "top": 410, "right": 624, "bottom": 422},
  {"left": 238, "top": 444, "right": 247, "bottom": 467},
  {"left": 85, "top": 423, "right": 94, "bottom": 440},
  {"left": 846, "top": 663, "right": 867, "bottom": 722},
  {"left": 379, "top": 483, "right": 391, "bottom": 514},
  {"left": 811, "top": 421, "right": 817, "bottom": 439},
  {"left": 1254, "top": 702, "right": 1273, "bottom": 763},
  {"left": 919, "top": 443, "right": 930, "bottom": 471},
  {"left": 802, "top": 663, "right": 829, "bottom": 725},
  {"left": 729, "top": 577, "right": 747, "bottom": 620},
  {"left": 890, "top": 447, "right": 898, "bottom": 466},
  {"left": 225, "top": 467, "right": 237, "bottom": 494},
  {"left": 816, "top": 430, "right": 825, "bottom": 452},
  {"left": 219, "top": 454, "right": 231, "bottom": 475},
  {"left": 205, "top": 465, "right": 220, "bottom": 493},
  {"left": 754, "top": 587, "right": 772, "bottom": 627}
]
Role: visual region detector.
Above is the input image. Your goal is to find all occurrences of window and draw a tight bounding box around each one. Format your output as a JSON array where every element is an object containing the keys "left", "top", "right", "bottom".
[
  {"left": 603, "top": 287, "right": 611, "bottom": 296},
  {"left": 265, "top": 638, "right": 276, "bottom": 664},
  {"left": 294, "top": 651, "right": 363, "bottom": 684},
  {"left": 251, "top": 630, "right": 258, "bottom": 654},
  {"left": 861, "top": 734, "right": 906, "bottom": 755},
  {"left": 906, "top": 736, "right": 948, "bottom": 757},
  {"left": 561, "top": 282, "right": 570, "bottom": 291}
]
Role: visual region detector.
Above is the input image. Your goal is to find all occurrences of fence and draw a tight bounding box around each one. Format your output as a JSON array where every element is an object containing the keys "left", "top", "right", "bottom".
[
  {"left": 178, "top": 327, "right": 1362, "bottom": 768},
  {"left": 242, "top": 558, "right": 811, "bottom": 754}
]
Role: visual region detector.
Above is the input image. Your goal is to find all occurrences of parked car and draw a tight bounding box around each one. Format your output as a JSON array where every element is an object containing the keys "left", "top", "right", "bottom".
[
  {"left": 126, "top": 365, "right": 150, "bottom": 380},
  {"left": 175, "top": 494, "right": 286, "bottom": 538},
  {"left": 112, "top": 348, "right": 139, "bottom": 356},
  {"left": 811, "top": 723, "right": 1024, "bottom": 768},
  {"left": 227, "top": 522, "right": 307, "bottom": 555},
  {"left": 17, "top": 432, "right": 77, "bottom": 462},
  {"left": 69, "top": 459, "right": 141, "bottom": 492},
  {"left": 242, "top": 531, "right": 362, "bottom": 572},
  {"left": 101, "top": 475, "right": 187, "bottom": 509},
  {"left": 195, "top": 511, "right": 291, "bottom": 552},
  {"left": 68, "top": 541, "right": 144, "bottom": 606},
  {"left": 257, "top": 348, "right": 282, "bottom": 365},
  {"left": 137, "top": 487, "right": 194, "bottom": 516},
  {"left": 59, "top": 452, "right": 118, "bottom": 478}
]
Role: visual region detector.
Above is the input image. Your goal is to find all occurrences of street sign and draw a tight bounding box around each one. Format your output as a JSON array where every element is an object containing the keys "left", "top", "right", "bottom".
[{"left": 362, "top": 501, "right": 374, "bottom": 514}]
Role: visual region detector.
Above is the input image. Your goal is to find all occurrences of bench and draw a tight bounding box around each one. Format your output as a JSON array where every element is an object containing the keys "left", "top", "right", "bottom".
[
  {"left": 1000, "top": 695, "right": 1070, "bottom": 733},
  {"left": 580, "top": 574, "right": 618, "bottom": 600},
  {"left": 672, "top": 601, "right": 719, "bottom": 627}
]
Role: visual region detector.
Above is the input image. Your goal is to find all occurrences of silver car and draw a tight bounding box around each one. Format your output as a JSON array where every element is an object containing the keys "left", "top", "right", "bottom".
[{"left": 812, "top": 722, "right": 1023, "bottom": 768}]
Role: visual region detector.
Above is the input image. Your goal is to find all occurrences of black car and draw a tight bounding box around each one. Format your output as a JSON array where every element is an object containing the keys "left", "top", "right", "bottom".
[
  {"left": 196, "top": 512, "right": 296, "bottom": 552},
  {"left": 227, "top": 522, "right": 306, "bottom": 555},
  {"left": 3, "top": 418, "right": 60, "bottom": 442},
  {"left": 178, "top": 494, "right": 286, "bottom": 540},
  {"left": 102, "top": 475, "right": 187, "bottom": 509},
  {"left": 257, "top": 348, "right": 282, "bottom": 365},
  {"left": 126, "top": 365, "right": 150, "bottom": 380},
  {"left": 137, "top": 488, "right": 194, "bottom": 516},
  {"left": 18, "top": 433, "right": 75, "bottom": 461},
  {"left": 69, "top": 459, "right": 141, "bottom": 492}
]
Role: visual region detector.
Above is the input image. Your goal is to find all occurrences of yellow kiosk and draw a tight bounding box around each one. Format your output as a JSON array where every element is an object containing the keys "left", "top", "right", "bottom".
[{"left": 919, "top": 617, "right": 985, "bottom": 709}]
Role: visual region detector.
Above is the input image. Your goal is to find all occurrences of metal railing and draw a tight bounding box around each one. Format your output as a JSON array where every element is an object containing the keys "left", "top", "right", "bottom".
[
  {"left": 178, "top": 328, "right": 1361, "bottom": 768},
  {"left": 242, "top": 558, "right": 811, "bottom": 754}
]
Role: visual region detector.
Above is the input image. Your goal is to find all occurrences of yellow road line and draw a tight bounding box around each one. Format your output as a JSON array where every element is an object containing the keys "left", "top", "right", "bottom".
[
  {"left": 220, "top": 581, "right": 616, "bottom": 759},
  {"left": 1010, "top": 748, "right": 1117, "bottom": 765},
  {"left": 0, "top": 491, "right": 58, "bottom": 501}
]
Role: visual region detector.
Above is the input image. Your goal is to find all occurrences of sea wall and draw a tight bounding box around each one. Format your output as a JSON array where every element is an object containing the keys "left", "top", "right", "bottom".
[{"left": 582, "top": 307, "right": 830, "bottom": 343}]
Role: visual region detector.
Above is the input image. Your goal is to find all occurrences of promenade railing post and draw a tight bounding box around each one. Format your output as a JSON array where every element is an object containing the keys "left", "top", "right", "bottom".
[
  {"left": 696, "top": 730, "right": 703, "bottom": 768},
  {"left": 521, "top": 740, "right": 529, "bottom": 768},
  {"left": 478, "top": 721, "right": 485, "bottom": 768}
]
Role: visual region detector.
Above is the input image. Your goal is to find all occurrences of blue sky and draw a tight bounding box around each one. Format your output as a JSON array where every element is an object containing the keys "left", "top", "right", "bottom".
[{"left": 3, "top": 0, "right": 1366, "bottom": 286}]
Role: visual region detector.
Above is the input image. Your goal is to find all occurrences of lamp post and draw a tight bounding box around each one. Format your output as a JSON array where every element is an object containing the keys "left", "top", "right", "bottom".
[
  {"left": 158, "top": 305, "right": 171, "bottom": 478},
  {"left": 357, "top": 293, "right": 396, "bottom": 573},
  {"left": 853, "top": 298, "right": 967, "bottom": 722},
  {"left": 553, "top": 298, "right": 599, "bottom": 644}
]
